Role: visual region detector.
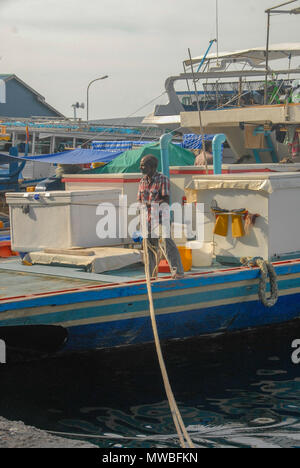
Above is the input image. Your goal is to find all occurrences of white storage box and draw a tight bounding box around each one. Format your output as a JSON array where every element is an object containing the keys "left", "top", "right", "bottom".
[
  {"left": 6, "top": 189, "right": 122, "bottom": 252},
  {"left": 185, "top": 173, "right": 300, "bottom": 262},
  {"left": 187, "top": 241, "right": 213, "bottom": 267}
]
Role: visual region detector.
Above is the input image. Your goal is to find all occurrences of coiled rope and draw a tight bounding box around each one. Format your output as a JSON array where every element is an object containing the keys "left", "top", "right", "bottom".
[
  {"left": 142, "top": 237, "right": 194, "bottom": 448},
  {"left": 241, "top": 257, "right": 279, "bottom": 308}
]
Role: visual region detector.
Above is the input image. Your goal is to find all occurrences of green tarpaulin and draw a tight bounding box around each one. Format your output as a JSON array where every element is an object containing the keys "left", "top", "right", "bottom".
[{"left": 85, "top": 142, "right": 195, "bottom": 174}]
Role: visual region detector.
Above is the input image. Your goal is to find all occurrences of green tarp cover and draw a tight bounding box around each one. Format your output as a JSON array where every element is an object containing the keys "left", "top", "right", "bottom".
[{"left": 85, "top": 143, "right": 195, "bottom": 174}]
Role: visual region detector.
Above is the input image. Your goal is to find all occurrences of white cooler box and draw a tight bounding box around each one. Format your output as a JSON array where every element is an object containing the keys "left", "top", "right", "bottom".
[
  {"left": 185, "top": 172, "right": 300, "bottom": 263},
  {"left": 6, "top": 189, "right": 122, "bottom": 252}
]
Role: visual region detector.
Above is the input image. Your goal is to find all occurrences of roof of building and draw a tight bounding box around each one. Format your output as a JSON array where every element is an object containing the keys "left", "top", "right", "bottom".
[{"left": 0, "top": 74, "right": 64, "bottom": 118}]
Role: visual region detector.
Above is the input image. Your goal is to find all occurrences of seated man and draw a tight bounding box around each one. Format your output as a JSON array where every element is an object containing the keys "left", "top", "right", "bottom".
[
  {"left": 194, "top": 141, "right": 213, "bottom": 166},
  {"left": 137, "top": 154, "right": 184, "bottom": 279}
]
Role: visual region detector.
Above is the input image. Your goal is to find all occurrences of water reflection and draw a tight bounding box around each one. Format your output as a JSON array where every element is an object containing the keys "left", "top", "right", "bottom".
[
  {"left": 58, "top": 403, "right": 300, "bottom": 448},
  {"left": 1, "top": 320, "right": 300, "bottom": 447}
]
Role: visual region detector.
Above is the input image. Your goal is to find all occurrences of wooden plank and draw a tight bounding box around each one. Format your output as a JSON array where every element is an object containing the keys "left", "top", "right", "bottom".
[{"left": 44, "top": 248, "right": 96, "bottom": 256}]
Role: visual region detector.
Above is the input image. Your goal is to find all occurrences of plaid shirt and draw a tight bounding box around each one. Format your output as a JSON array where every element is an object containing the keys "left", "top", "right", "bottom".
[{"left": 137, "top": 172, "right": 170, "bottom": 225}]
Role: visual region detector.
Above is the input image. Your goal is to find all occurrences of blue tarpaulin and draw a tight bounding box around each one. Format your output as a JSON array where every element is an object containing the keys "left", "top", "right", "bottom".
[
  {"left": 0, "top": 148, "right": 123, "bottom": 164},
  {"left": 182, "top": 134, "right": 215, "bottom": 149},
  {"left": 92, "top": 140, "right": 154, "bottom": 151},
  {"left": 0, "top": 154, "right": 17, "bottom": 164}
]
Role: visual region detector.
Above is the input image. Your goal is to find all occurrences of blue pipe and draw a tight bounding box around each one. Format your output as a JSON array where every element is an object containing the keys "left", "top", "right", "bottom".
[
  {"left": 196, "top": 39, "right": 217, "bottom": 73},
  {"left": 212, "top": 134, "right": 226, "bottom": 174},
  {"left": 160, "top": 133, "right": 173, "bottom": 211},
  {"left": 160, "top": 133, "right": 172, "bottom": 181}
]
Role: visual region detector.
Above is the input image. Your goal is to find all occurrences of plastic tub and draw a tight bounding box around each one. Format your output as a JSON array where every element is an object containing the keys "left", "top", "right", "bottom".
[{"left": 187, "top": 241, "right": 213, "bottom": 267}]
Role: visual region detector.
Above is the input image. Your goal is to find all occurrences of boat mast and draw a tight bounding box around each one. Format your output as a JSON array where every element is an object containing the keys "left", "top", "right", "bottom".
[
  {"left": 264, "top": 0, "right": 299, "bottom": 104},
  {"left": 216, "top": 0, "right": 219, "bottom": 65},
  {"left": 188, "top": 48, "right": 208, "bottom": 175}
]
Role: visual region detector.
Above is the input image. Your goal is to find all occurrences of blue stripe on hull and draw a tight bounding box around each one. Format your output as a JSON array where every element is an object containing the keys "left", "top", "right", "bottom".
[
  {"left": 2, "top": 262, "right": 300, "bottom": 353},
  {"left": 62, "top": 293, "right": 300, "bottom": 352},
  {"left": 0, "top": 273, "right": 299, "bottom": 329},
  {"left": 1, "top": 261, "right": 299, "bottom": 314},
  {"left": 0, "top": 281, "right": 261, "bottom": 327}
]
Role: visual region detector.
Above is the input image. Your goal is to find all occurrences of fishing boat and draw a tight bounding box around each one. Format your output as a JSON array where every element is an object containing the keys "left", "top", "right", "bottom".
[
  {"left": 1, "top": 254, "right": 300, "bottom": 354},
  {"left": 1, "top": 132, "right": 300, "bottom": 355},
  {"left": 143, "top": 43, "right": 300, "bottom": 163},
  {"left": 2, "top": 27, "right": 300, "bottom": 354}
]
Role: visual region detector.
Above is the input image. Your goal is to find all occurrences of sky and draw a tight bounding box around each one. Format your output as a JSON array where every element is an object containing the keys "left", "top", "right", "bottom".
[{"left": 0, "top": 0, "right": 300, "bottom": 120}]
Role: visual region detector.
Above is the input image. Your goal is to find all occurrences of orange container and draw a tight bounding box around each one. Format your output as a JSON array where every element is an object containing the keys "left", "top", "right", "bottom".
[
  {"left": 177, "top": 246, "right": 192, "bottom": 271},
  {"left": 0, "top": 241, "right": 18, "bottom": 258},
  {"left": 158, "top": 259, "right": 171, "bottom": 273},
  {"left": 158, "top": 246, "right": 192, "bottom": 273}
]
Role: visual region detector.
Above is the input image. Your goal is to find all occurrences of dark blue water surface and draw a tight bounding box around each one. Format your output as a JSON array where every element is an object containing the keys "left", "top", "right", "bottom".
[{"left": 2, "top": 320, "right": 300, "bottom": 448}]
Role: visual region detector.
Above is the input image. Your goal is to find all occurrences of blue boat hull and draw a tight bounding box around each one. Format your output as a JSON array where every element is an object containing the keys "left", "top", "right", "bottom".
[
  {"left": 1, "top": 260, "right": 300, "bottom": 353},
  {"left": 63, "top": 292, "right": 300, "bottom": 352}
]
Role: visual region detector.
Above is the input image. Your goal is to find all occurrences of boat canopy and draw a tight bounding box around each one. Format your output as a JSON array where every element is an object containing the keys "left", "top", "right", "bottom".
[
  {"left": 186, "top": 173, "right": 300, "bottom": 195},
  {"left": 0, "top": 148, "right": 123, "bottom": 165},
  {"left": 184, "top": 43, "right": 300, "bottom": 67}
]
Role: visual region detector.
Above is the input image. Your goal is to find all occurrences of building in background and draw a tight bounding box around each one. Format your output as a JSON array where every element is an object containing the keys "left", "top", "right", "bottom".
[
  {"left": 0, "top": 78, "right": 168, "bottom": 157},
  {"left": 0, "top": 74, "right": 64, "bottom": 119}
]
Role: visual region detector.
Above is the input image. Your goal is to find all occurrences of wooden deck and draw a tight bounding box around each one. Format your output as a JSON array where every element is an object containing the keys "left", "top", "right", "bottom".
[
  {"left": 0, "top": 259, "right": 142, "bottom": 299},
  {"left": 0, "top": 257, "right": 223, "bottom": 301}
]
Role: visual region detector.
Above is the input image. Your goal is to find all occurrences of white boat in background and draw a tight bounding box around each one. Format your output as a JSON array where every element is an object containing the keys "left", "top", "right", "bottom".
[{"left": 143, "top": 43, "right": 300, "bottom": 162}]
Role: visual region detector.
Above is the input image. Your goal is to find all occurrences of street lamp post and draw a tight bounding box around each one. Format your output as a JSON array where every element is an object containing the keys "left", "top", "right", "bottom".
[{"left": 86, "top": 75, "right": 108, "bottom": 122}]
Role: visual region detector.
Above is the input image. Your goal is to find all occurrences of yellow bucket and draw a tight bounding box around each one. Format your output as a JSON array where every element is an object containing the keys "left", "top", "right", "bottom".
[{"left": 177, "top": 246, "right": 192, "bottom": 272}]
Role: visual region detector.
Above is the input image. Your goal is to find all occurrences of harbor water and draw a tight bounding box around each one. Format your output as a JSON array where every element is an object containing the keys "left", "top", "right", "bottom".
[{"left": 1, "top": 320, "right": 300, "bottom": 448}]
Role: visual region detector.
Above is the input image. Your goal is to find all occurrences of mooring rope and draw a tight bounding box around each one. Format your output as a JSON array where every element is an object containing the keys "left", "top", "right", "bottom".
[
  {"left": 145, "top": 239, "right": 177, "bottom": 279},
  {"left": 142, "top": 237, "right": 194, "bottom": 449},
  {"left": 241, "top": 257, "right": 279, "bottom": 308}
]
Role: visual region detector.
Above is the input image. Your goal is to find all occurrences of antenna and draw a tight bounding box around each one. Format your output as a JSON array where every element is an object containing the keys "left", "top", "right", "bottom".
[
  {"left": 71, "top": 102, "right": 85, "bottom": 120},
  {"left": 216, "top": 0, "right": 219, "bottom": 64}
]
